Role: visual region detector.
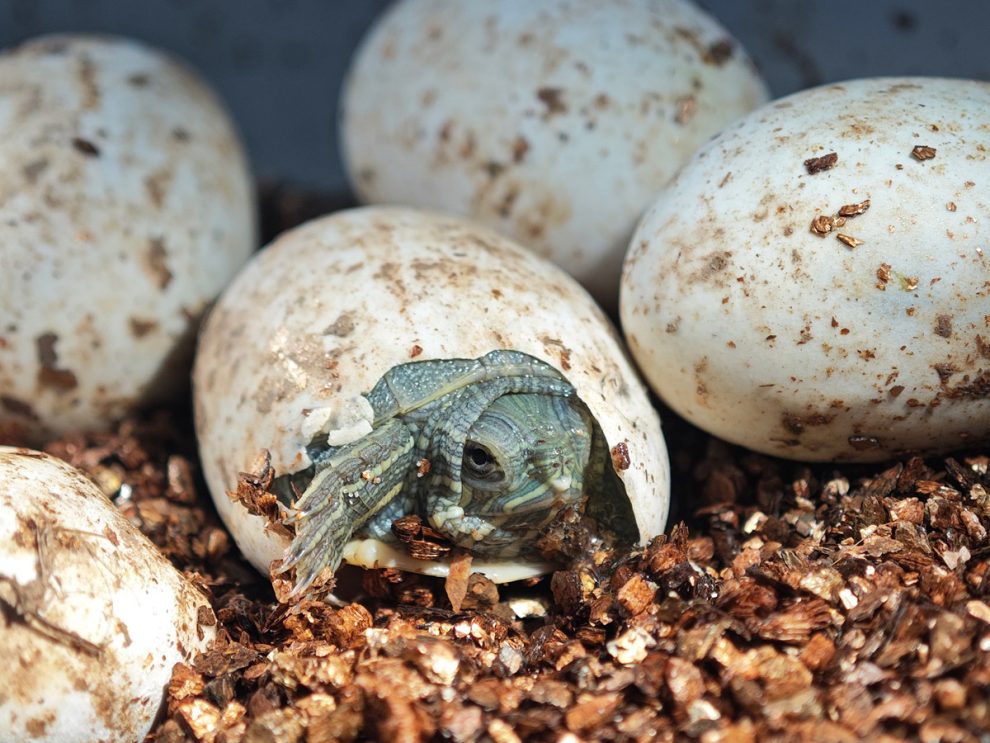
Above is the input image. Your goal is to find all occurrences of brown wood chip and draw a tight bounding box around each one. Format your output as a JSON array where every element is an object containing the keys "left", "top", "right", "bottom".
[
  {"left": 444, "top": 550, "right": 473, "bottom": 613},
  {"left": 804, "top": 152, "right": 838, "bottom": 174},
  {"left": 838, "top": 199, "right": 871, "bottom": 217}
]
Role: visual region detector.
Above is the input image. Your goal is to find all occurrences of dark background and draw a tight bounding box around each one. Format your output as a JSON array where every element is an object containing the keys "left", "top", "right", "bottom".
[{"left": 2, "top": 0, "right": 986, "bottom": 195}]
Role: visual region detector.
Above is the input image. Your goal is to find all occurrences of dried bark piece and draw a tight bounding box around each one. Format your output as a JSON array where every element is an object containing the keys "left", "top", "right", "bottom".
[
  {"left": 553, "top": 640, "right": 588, "bottom": 671},
  {"left": 244, "top": 707, "right": 305, "bottom": 743},
  {"left": 168, "top": 663, "right": 205, "bottom": 703},
  {"left": 529, "top": 679, "right": 574, "bottom": 708},
  {"left": 876, "top": 262, "right": 892, "bottom": 289},
  {"left": 665, "top": 657, "right": 705, "bottom": 707},
  {"left": 444, "top": 550, "right": 473, "bottom": 612},
  {"left": 564, "top": 692, "right": 622, "bottom": 733},
  {"left": 306, "top": 687, "right": 365, "bottom": 743},
  {"left": 460, "top": 572, "right": 500, "bottom": 610},
  {"left": 468, "top": 678, "right": 522, "bottom": 713},
  {"left": 616, "top": 573, "right": 656, "bottom": 616},
  {"left": 391, "top": 514, "right": 453, "bottom": 560},
  {"left": 229, "top": 450, "right": 291, "bottom": 539},
  {"left": 967, "top": 600, "right": 990, "bottom": 624},
  {"left": 439, "top": 703, "right": 483, "bottom": 743},
  {"left": 804, "top": 152, "right": 838, "bottom": 174},
  {"left": 487, "top": 719, "right": 522, "bottom": 743},
  {"left": 176, "top": 698, "right": 221, "bottom": 741},
  {"left": 607, "top": 626, "right": 654, "bottom": 665},
  {"left": 810, "top": 215, "right": 835, "bottom": 236},
  {"left": 838, "top": 199, "right": 871, "bottom": 217},
  {"left": 328, "top": 603, "right": 373, "bottom": 647},
  {"left": 756, "top": 599, "right": 834, "bottom": 644},
  {"left": 889, "top": 497, "right": 925, "bottom": 524},
  {"left": 194, "top": 639, "right": 260, "bottom": 678},
  {"left": 551, "top": 569, "right": 593, "bottom": 614},
  {"left": 799, "top": 632, "right": 836, "bottom": 671}
]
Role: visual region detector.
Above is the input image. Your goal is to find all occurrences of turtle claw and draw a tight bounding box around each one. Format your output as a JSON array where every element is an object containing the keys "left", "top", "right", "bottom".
[
  {"left": 277, "top": 418, "right": 416, "bottom": 599},
  {"left": 278, "top": 489, "right": 348, "bottom": 598}
]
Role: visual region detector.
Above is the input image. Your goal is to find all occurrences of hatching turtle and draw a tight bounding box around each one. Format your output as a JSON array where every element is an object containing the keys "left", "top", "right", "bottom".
[
  {"left": 193, "top": 207, "right": 670, "bottom": 595},
  {"left": 275, "top": 349, "right": 635, "bottom": 594}
]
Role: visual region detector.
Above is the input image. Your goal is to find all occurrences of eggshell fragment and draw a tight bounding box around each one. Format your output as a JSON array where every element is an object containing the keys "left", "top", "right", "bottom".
[
  {"left": 0, "top": 34, "right": 256, "bottom": 443},
  {"left": 0, "top": 447, "right": 216, "bottom": 743},
  {"left": 340, "top": 0, "right": 768, "bottom": 305},
  {"left": 194, "top": 206, "right": 669, "bottom": 584},
  {"left": 622, "top": 77, "right": 990, "bottom": 461}
]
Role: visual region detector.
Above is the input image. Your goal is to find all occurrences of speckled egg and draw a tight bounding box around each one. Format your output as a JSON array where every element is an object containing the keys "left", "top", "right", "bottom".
[
  {"left": 0, "top": 34, "right": 256, "bottom": 443},
  {"left": 0, "top": 447, "right": 216, "bottom": 743},
  {"left": 340, "top": 0, "right": 768, "bottom": 306},
  {"left": 622, "top": 77, "right": 990, "bottom": 462},
  {"left": 194, "top": 206, "right": 669, "bottom": 586}
]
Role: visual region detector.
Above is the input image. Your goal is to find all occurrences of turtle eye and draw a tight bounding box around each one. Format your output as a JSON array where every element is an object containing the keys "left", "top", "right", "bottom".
[
  {"left": 463, "top": 443, "right": 504, "bottom": 483},
  {"left": 469, "top": 446, "right": 490, "bottom": 467}
]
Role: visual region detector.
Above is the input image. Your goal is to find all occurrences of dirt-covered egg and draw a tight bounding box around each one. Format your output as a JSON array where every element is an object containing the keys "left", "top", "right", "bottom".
[
  {"left": 0, "top": 34, "right": 256, "bottom": 443},
  {"left": 622, "top": 77, "right": 990, "bottom": 462},
  {"left": 0, "top": 447, "right": 216, "bottom": 743},
  {"left": 340, "top": 0, "right": 768, "bottom": 306},
  {"left": 194, "top": 206, "right": 669, "bottom": 592}
]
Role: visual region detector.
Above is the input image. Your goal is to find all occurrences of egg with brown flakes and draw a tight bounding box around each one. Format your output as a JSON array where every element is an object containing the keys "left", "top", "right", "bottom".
[
  {"left": 0, "top": 34, "right": 256, "bottom": 443},
  {"left": 622, "top": 77, "right": 990, "bottom": 461},
  {"left": 340, "top": 0, "right": 768, "bottom": 307},
  {"left": 0, "top": 447, "right": 216, "bottom": 743}
]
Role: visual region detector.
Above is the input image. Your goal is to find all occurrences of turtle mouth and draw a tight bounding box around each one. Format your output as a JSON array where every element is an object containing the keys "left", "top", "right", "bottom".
[{"left": 450, "top": 494, "right": 578, "bottom": 523}]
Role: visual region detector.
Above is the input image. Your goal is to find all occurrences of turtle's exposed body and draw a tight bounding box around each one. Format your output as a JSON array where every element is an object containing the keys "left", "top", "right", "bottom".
[{"left": 277, "top": 350, "right": 611, "bottom": 594}]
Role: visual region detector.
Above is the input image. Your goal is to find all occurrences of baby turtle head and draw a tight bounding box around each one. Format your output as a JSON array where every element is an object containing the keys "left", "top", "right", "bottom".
[{"left": 430, "top": 391, "right": 594, "bottom": 554}]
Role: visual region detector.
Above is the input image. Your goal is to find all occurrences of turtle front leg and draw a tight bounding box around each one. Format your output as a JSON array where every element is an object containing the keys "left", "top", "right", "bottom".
[{"left": 278, "top": 417, "right": 415, "bottom": 596}]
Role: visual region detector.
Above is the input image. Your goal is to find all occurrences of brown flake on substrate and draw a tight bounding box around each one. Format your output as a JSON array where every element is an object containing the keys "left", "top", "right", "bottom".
[
  {"left": 810, "top": 214, "right": 846, "bottom": 237},
  {"left": 610, "top": 441, "right": 631, "bottom": 471},
  {"left": 781, "top": 411, "right": 835, "bottom": 435},
  {"left": 803, "top": 152, "right": 838, "bottom": 174},
  {"left": 228, "top": 450, "right": 289, "bottom": 539},
  {"left": 32, "top": 186, "right": 989, "bottom": 743},
  {"left": 837, "top": 199, "right": 870, "bottom": 217},
  {"left": 391, "top": 514, "right": 453, "bottom": 561}
]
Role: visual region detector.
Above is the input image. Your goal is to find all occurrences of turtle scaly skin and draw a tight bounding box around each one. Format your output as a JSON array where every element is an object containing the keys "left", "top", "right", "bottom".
[{"left": 277, "top": 350, "right": 598, "bottom": 595}]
